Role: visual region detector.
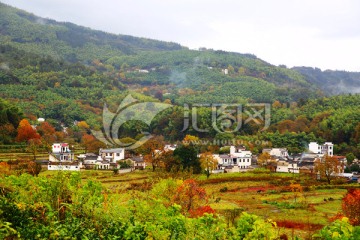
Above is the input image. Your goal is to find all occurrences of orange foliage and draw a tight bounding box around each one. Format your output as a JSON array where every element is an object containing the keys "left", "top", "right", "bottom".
[
  {"left": 189, "top": 205, "right": 215, "bottom": 218},
  {"left": 0, "top": 162, "right": 11, "bottom": 176},
  {"left": 77, "top": 121, "right": 90, "bottom": 129},
  {"left": 37, "top": 122, "right": 56, "bottom": 143},
  {"left": 37, "top": 121, "right": 55, "bottom": 136},
  {"left": 342, "top": 189, "right": 360, "bottom": 225},
  {"left": 173, "top": 179, "right": 207, "bottom": 214},
  {"left": 16, "top": 119, "right": 40, "bottom": 142},
  {"left": 81, "top": 134, "right": 105, "bottom": 153},
  {"left": 276, "top": 220, "right": 323, "bottom": 231}
]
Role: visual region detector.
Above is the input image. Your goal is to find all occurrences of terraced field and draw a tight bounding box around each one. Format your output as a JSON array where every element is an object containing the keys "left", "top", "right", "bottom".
[{"left": 39, "top": 169, "right": 359, "bottom": 238}]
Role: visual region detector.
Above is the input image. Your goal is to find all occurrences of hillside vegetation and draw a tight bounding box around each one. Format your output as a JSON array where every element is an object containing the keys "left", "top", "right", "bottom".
[{"left": 0, "top": 2, "right": 359, "bottom": 157}]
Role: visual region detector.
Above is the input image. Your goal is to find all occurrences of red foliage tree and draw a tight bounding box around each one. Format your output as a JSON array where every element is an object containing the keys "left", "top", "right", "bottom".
[
  {"left": 81, "top": 134, "right": 105, "bottom": 153},
  {"left": 15, "top": 119, "right": 40, "bottom": 142},
  {"left": 173, "top": 179, "right": 207, "bottom": 215},
  {"left": 342, "top": 189, "right": 360, "bottom": 225},
  {"left": 37, "top": 121, "right": 56, "bottom": 144}
]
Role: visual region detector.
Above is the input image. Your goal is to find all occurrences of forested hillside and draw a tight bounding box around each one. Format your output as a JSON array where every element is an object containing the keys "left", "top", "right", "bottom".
[
  {"left": 0, "top": 2, "right": 359, "bottom": 157},
  {"left": 0, "top": 2, "right": 319, "bottom": 106}
]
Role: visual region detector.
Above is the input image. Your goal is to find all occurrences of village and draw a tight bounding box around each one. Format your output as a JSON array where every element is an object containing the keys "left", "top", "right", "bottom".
[{"left": 44, "top": 140, "right": 359, "bottom": 182}]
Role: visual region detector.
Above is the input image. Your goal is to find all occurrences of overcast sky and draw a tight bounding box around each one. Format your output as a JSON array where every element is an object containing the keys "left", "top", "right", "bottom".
[{"left": 2, "top": 0, "right": 360, "bottom": 71}]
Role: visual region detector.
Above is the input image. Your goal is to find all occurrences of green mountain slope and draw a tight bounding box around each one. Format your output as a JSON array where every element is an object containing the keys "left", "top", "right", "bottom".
[
  {"left": 0, "top": 2, "right": 319, "bottom": 104},
  {"left": 0, "top": 2, "right": 183, "bottom": 62},
  {"left": 1, "top": 1, "right": 359, "bottom": 134}
]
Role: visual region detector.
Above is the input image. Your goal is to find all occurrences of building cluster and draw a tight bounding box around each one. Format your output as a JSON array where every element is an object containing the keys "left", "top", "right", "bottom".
[
  {"left": 47, "top": 141, "right": 352, "bottom": 179},
  {"left": 47, "top": 143, "right": 145, "bottom": 171}
]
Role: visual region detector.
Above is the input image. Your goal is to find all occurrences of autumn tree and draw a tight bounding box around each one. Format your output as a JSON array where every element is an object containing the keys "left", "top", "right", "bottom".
[
  {"left": 77, "top": 121, "right": 90, "bottom": 131},
  {"left": 26, "top": 138, "right": 42, "bottom": 161},
  {"left": 272, "top": 100, "right": 282, "bottom": 109},
  {"left": 136, "top": 136, "right": 165, "bottom": 171},
  {"left": 16, "top": 119, "right": 40, "bottom": 142},
  {"left": 37, "top": 121, "right": 56, "bottom": 144},
  {"left": 183, "top": 134, "right": 199, "bottom": 145},
  {"left": 314, "top": 155, "right": 342, "bottom": 184},
  {"left": 157, "top": 150, "right": 182, "bottom": 172},
  {"left": 199, "top": 152, "right": 218, "bottom": 179},
  {"left": 342, "top": 189, "right": 360, "bottom": 225},
  {"left": 257, "top": 152, "right": 273, "bottom": 167},
  {"left": 81, "top": 134, "right": 105, "bottom": 153},
  {"left": 289, "top": 183, "right": 303, "bottom": 203},
  {"left": 0, "top": 162, "right": 11, "bottom": 176},
  {"left": 173, "top": 179, "right": 207, "bottom": 214},
  {"left": 26, "top": 160, "right": 42, "bottom": 176}
]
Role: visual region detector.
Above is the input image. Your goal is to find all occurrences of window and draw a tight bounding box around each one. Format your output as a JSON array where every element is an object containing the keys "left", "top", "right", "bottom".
[{"left": 116, "top": 153, "right": 120, "bottom": 156}]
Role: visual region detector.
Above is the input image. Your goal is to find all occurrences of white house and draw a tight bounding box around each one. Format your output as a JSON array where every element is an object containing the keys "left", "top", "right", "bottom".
[
  {"left": 49, "top": 143, "right": 74, "bottom": 162},
  {"left": 99, "top": 148, "right": 125, "bottom": 163},
  {"left": 95, "top": 157, "right": 111, "bottom": 170},
  {"left": 48, "top": 143, "right": 79, "bottom": 170},
  {"left": 77, "top": 153, "right": 98, "bottom": 169},
  {"left": 216, "top": 146, "right": 252, "bottom": 170},
  {"left": 276, "top": 160, "right": 299, "bottom": 173},
  {"left": 309, "top": 142, "right": 333, "bottom": 156},
  {"left": 262, "top": 148, "right": 289, "bottom": 159},
  {"left": 126, "top": 156, "right": 146, "bottom": 170}
]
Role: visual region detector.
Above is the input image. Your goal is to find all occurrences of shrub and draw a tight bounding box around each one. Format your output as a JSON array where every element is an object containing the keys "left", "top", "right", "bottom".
[
  {"left": 313, "top": 217, "right": 360, "bottom": 239},
  {"left": 219, "top": 186, "right": 228, "bottom": 192},
  {"left": 342, "top": 189, "right": 360, "bottom": 225}
]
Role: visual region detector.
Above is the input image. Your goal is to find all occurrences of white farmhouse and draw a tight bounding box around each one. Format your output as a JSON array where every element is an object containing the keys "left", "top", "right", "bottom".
[
  {"left": 216, "top": 146, "right": 252, "bottom": 170},
  {"left": 99, "top": 148, "right": 125, "bottom": 163},
  {"left": 49, "top": 143, "right": 74, "bottom": 162},
  {"left": 262, "top": 148, "right": 289, "bottom": 159},
  {"left": 276, "top": 160, "right": 299, "bottom": 173},
  {"left": 308, "top": 142, "right": 334, "bottom": 156},
  {"left": 48, "top": 143, "right": 79, "bottom": 170}
]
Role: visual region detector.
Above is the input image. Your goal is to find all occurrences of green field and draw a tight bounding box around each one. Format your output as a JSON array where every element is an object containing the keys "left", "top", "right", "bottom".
[{"left": 38, "top": 169, "right": 358, "bottom": 238}]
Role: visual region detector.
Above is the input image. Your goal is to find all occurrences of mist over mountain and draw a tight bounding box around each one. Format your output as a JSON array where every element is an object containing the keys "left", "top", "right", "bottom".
[{"left": 292, "top": 67, "right": 360, "bottom": 95}]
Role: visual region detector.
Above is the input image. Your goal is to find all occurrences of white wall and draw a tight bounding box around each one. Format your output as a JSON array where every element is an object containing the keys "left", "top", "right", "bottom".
[{"left": 48, "top": 164, "right": 80, "bottom": 171}]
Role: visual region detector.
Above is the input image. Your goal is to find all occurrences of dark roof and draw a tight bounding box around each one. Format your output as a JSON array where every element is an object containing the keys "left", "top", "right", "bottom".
[
  {"left": 127, "top": 156, "right": 144, "bottom": 162},
  {"left": 100, "top": 148, "right": 124, "bottom": 153},
  {"left": 35, "top": 160, "right": 49, "bottom": 164},
  {"left": 84, "top": 155, "right": 98, "bottom": 160},
  {"left": 298, "top": 161, "right": 315, "bottom": 167}
]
